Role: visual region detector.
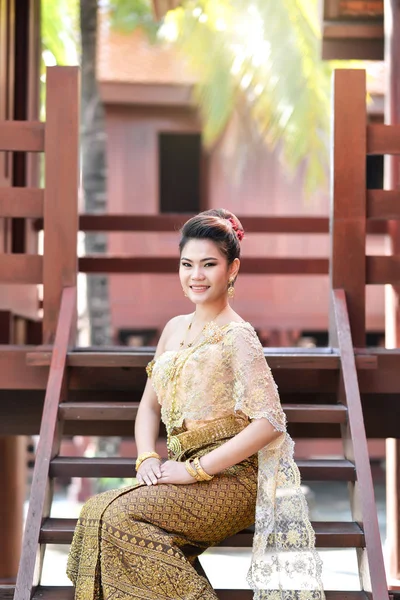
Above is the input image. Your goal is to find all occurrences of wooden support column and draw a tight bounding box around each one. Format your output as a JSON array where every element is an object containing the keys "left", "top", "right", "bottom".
[
  {"left": 329, "top": 69, "right": 367, "bottom": 347},
  {"left": 384, "top": 0, "right": 400, "bottom": 584},
  {"left": 0, "top": 437, "right": 25, "bottom": 581},
  {"left": 43, "top": 67, "right": 79, "bottom": 344}
]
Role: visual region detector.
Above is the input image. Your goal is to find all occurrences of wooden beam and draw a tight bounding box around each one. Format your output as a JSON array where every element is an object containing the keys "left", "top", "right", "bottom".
[
  {"left": 368, "top": 124, "right": 400, "bottom": 155},
  {"left": 367, "top": 190, "right": 400, "bottom": 219},
  {"left": 330, "top": 69, "right": 367, "bottom": 346},
  {"left": 26, "top": 349, "right": 377, "bottom": 369},
  {"left": 78, "top": 256, "right": 330, "bottom": 275},
  {"left": 366, "top": 256, "right": 400, "bottom": 284},
  {"left": 333, "top": 289, "right": 388, "bottom": 598},
  {"left": 0, "top": 188, "right": 43, "bottom": 218},
  {"left": 99, "top": 81, "right": 195, "bottom": 108},
  {"left": 0, "top": 255, "right": 42, "bottom": 284},
  {"left": 0, "top": 121, "right": 44, "bottom": 152},
  {"left": 43, "top": 67, "right": 79, "bottom": 344},
  {"left": 14, "top": 288, "right": 76, "bottom": 600}
]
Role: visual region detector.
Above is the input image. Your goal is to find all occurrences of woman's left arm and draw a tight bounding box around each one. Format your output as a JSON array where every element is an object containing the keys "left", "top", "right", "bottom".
[
  {"left": 158, "top": 418, "right": 281, "bottom": 485},
  {"left": 200, "top": 417, "right": 281, "bottom": 475}
]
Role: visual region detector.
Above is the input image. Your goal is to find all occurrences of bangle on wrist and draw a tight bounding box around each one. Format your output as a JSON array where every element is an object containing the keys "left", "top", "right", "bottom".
[
  {"left": 185, "top": 459, "right": 200, "bottom": 480},
  {"left": 193, "top": 457, "right": 214, "bottom": 481},
  {"left": 136, "top": 451, "right": 161, "bottom": 471}
]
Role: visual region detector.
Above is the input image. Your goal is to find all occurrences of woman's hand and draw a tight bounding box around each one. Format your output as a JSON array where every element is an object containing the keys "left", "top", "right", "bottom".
[
  {"left": 158, "top": 460, "right": 197, "bottom": 485},
  {"left": 136, "top": 457, "right": 162, "bottom": 486}
]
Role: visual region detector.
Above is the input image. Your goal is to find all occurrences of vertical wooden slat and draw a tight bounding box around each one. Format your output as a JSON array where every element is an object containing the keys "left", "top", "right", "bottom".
[
  {"left": 43, "top": 67, "right": 79, "bottom": 344},
  {"left": 384, "top": 0, "right": 400, "bottom": 583},
  {"left": 329, "top": 69, "right": 367, "bottom": 346}
]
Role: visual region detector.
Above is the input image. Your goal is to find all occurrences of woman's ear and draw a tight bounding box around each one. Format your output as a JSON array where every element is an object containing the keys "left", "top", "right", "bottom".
[{"left": 230, "top": 258, "right": 240, "bottom": 281}]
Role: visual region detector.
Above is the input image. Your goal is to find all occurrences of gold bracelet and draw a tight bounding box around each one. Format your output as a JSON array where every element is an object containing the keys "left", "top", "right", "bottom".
[
  {"left": 185, "top": 459, "right": 201, "bottom": 481},
  {"left": 136, "top": 451, "right": 161, "bottom": 471},
  {"left": 193, "top": 457, "right": 214, "bottom": 481}
]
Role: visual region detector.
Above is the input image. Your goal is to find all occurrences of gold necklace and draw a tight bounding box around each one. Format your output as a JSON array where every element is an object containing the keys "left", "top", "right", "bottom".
[
  {"left": 179, "top": 306, "right": 227, "bottom": 350},
  {"left": 167, "top": 306, "right": 227, "bottom": 450}
]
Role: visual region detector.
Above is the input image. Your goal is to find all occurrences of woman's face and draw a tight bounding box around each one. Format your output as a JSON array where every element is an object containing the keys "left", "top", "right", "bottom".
[{"left": 179, "top": 238, "right": 238, "bottom": 305}]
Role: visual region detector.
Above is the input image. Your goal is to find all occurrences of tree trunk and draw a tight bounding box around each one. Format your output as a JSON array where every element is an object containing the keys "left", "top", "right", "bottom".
[{"left": 80, "top": 0, "right": 112, "bottom": 346}]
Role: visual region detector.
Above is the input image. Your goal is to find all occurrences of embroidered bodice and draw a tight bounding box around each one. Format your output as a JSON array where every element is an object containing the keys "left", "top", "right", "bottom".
[{"left": 148, "top": 321, "right": 287, "bottom": 436}]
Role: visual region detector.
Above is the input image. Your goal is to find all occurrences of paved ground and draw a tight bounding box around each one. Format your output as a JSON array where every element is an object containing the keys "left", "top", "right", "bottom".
[{"left": 37, "top": 478, "right": 387, "bottom": 591}]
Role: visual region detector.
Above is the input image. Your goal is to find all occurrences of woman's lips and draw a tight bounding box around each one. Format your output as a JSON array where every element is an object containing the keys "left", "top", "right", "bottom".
[{"left": 190, "top": 286, "right": 210, "bottom": 293}]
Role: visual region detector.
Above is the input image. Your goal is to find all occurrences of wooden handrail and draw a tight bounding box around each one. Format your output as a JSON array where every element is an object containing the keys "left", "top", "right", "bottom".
[
  {"left": 332, "top": 288, "right": 388, "bottom": 599},
  {"left": 14, "top": 287, "right": 76, "bottom": 600},
  {"left": 32, "top": 214, "right": 388, "bottom": 235}
]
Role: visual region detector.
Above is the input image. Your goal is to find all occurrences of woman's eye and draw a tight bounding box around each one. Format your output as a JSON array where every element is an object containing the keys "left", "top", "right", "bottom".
[
  {"left": 205, "top": 263, "right": 216, "bottom": 267},
  {"left": 182, "top": 262, "right": 192, "bottom": 267}
]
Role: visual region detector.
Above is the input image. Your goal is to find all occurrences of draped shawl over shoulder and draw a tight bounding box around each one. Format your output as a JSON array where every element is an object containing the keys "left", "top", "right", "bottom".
[{"left": 148, "top": 321, "right": 325, "bottom": 600}]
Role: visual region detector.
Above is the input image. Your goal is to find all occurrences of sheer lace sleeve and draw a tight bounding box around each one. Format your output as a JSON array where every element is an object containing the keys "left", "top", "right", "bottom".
[
  {"left": 226, "top": 323, "right": 325, "bottom": 600},
  {"left": 225, "top": 323, "right": 286, "bottom": 432}
]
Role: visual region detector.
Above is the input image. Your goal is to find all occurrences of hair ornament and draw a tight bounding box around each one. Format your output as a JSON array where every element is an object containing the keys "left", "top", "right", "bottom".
[{"left": 227, "top": 217, "right": 244, "bottom": 242}]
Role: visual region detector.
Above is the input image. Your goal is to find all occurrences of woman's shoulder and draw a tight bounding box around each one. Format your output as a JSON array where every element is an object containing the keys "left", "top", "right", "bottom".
[{"left": 223, "top": 320, "right": 259, "bottom": 344}]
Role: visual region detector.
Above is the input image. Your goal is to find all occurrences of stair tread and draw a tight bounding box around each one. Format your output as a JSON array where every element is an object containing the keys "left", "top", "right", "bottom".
[
  {"left": 0, "top": 585, "right": 371, "bottom": 600},
  {"left": 40, "top": 517, "right": 365, "bottom": 548},
  {"left": 49, "top": 456, "right": 356, "bottom": 481},
  {"left": 27, "top": 349, "right": 377, "bottom": 370},
  {"left": 59, "top": 401, "right": 347, "bottom": 423}
]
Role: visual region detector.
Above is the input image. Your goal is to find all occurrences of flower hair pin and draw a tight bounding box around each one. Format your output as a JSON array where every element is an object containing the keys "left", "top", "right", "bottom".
[{"left": 227, "top": 217, "right": 244, "bottom": 242}]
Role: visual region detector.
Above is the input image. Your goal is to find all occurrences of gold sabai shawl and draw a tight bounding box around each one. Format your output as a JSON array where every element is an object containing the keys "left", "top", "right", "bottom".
[{"left": 148, "top": 320, "right": 325, "bottom": 600}]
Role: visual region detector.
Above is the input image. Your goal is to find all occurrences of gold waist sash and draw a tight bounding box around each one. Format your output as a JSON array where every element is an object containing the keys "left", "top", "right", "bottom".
[{"left": 168, "top": 413, "right": 249, "bottom": 461}]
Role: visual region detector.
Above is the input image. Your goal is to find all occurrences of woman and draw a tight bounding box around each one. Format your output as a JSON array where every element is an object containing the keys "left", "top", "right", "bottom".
[{"left": 67, "top": 209, "right": 325, "bottom": 600}]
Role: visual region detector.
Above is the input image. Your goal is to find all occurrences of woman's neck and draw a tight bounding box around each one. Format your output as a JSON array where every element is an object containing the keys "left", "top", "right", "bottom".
[{"left": 193, "top": 301, "right": 229, "bottom": 325}]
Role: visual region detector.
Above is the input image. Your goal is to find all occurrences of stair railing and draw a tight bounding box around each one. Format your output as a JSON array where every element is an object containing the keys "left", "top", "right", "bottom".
[
  {"left": 332, "top": 288, "right": 388, "bottom": 599},
  {"left": 14, "top": 287, "right": 76, "bottom": 600}
]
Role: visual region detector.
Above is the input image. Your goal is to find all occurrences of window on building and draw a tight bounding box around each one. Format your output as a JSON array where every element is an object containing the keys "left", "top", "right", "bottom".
[{"left": 159, "top": 133, "right": 203, "bottom": 213}]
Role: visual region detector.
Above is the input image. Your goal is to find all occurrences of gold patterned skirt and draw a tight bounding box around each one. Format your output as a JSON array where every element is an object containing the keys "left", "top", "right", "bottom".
[{"left": 66, "top": 415, "right": 258, "bottom": 600}]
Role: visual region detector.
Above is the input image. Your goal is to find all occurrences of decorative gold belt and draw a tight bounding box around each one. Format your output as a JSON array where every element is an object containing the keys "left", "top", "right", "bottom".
[{"left": 168, "top": 413, "right": 249, "bottom": 461}]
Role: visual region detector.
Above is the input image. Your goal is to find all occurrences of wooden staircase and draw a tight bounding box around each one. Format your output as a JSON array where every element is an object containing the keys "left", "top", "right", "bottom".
[{"left": 2, "top": 67, "right": 400, "bottom": 599}]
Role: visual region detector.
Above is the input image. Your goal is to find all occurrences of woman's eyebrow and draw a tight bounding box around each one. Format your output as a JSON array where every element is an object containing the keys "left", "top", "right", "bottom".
[{"left": 180, "top": 257, "right": 219, "bottom": 262}]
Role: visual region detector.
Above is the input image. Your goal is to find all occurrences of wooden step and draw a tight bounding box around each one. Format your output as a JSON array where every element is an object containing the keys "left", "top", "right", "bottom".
[
  {"left": 0, "top": 585, "right": 372, "bottom": 600},
  {"left": 0, "top": 586, "right": 14, "bottom": 600},
  {"left": 27, "top": 349, "right": 377, "bottom": 370},
  {"left": 49, "top": 457, "right": 356, "bottom": 481},
  {"left": 40, "top": 518, "right": 365, "bottom": 548},
  {"left": 59, "top": 401, "right": 347, "bottom": 424}
]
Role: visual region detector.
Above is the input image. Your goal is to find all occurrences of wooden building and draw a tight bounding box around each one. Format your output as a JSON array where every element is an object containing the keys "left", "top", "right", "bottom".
[{"left": 97, "top": 19, "right": 387, "bottom": 348}]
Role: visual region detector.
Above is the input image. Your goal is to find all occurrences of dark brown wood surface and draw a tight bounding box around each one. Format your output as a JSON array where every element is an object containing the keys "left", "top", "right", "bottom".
[
  {"left": 43, "top": 67, "right": 79, "bottom": 345},
  {"left": 49, "top": 456, "right": 356, "bottom": 480},
  {"left": 367, "top": 190, "right": 400, "bottom": 220},
  {"left": 330, "top": 69, "right": 367, "bottom": 346},
  {"left": 78, "top": 256, "right": 330, "bottom": 275},
  {"left": 39, "top": 517, "right": 364, "bottom": 548},
  {"left": 367, "top": 255, "right": 400, "bottom": 284},
  {"left": 25, "top": 349, "right": 377, "bottom": 369}
]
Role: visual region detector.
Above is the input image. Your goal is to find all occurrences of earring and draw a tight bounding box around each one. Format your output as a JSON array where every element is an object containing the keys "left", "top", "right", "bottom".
[{"left": 228, "top": 279, "right": 235, "bottom": 299}]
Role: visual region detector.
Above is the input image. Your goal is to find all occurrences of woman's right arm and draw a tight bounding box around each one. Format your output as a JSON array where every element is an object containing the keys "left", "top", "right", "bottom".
[{"left": 134, "top": 318, "right": 175, "bottom": 486}]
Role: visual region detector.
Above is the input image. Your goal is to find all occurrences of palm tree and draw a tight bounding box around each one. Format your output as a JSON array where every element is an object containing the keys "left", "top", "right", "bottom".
[{"left": 42, "top": 0, "right": 333, "bottom": 344}]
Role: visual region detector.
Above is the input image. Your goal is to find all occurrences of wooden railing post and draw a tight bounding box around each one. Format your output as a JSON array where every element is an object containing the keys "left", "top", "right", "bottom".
[
  {"left": 329, "top": 69, "right": 367, "bottom": 347},
  {"left": 43, "top": 67, "right": 79, "bottom": 344}
]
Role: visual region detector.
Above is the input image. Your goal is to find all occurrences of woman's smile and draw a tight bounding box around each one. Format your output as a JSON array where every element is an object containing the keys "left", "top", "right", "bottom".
[{"left": 190, "top": 285, "right": 210, "bottom": 293}]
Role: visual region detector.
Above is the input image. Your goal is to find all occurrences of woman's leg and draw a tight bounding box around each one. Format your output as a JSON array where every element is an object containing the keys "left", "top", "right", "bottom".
[{"left": 100, "top": 465, "right": 257, "bottom": 600}]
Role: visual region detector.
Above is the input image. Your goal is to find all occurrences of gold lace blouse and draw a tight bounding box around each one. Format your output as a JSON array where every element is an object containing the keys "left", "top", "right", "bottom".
[{"left": 147, "top": 320, "right": 325, "bottom": 599}]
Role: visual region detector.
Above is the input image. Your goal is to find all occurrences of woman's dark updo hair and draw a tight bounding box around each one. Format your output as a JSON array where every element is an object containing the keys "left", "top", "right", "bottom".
[{"left": 179, "top": 208, "right": 244, "bottom": 265}]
